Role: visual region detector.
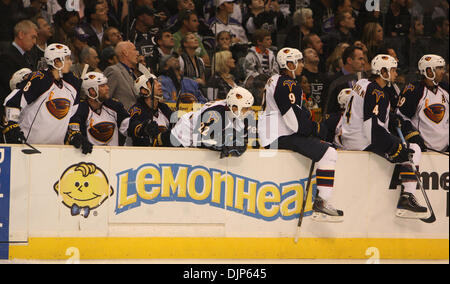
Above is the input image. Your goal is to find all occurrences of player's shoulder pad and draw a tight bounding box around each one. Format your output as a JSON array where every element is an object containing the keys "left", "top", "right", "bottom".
[
  {"left": 158, "top": 102, "right": 174, "bottom": 116},
  {"left": 128, "top": 104, "right": 143, "bottom": 118},
  {"left": 104, "top": 98, "right": 126, "bottom": 110},
  {"left": 401, "top": 80, "right": 423, "bottom": 96}
]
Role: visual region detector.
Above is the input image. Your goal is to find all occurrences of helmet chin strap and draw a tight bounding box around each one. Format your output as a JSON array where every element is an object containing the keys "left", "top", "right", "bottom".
[
  {"left": 380, "top": 68, "right": 392, "bottom": 87},
  {"left": 286, "top": 61, "right": 298, "bottom": 78},
  {"left": 424, "top": 68, "right": 438, "bottom": 86}
]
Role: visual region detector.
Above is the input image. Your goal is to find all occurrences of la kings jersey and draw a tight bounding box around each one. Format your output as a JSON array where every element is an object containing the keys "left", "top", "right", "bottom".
[
  {"left": 335, "top": 79, "right": 394, "bottom": 154},
  {"left": 258, "top": 74, "right": 311, "bottom": 147},
  {"left": 4, "top": 70, "right": 81, "bottom": 144},
  {"left": 171, "top": 100, "right": 248, "bottom": 148},
  {"left": 397, "top": 81, "right": 449, "bottom": 151},
  {"left": 68, "top": 99, "right": 130, "bottom": 146}
]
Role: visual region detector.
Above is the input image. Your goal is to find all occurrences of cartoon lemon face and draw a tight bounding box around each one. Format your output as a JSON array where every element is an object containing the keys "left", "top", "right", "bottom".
[{"left": 54, "top": 162, "right": 113, "bottom": 217}]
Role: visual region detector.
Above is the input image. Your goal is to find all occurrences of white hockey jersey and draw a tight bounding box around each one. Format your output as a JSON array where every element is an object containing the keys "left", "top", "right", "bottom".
[
  {"left": 335, "top": 79, "right": 394, "bottom": 153},
  {"left": 4, "top": 70, "right": 81, "bottom": 145},
  {"left": 397, "top": 81, "right": 449, "bottom": 151},
  {"left": 258, "top": 74, "right": 312, "bottom": 147},
  {"left": 171, "top": 100, "right": 247, "bottom": 148},
  {"left": 68, "top": 99, "right": 130, "bottom": 146}
]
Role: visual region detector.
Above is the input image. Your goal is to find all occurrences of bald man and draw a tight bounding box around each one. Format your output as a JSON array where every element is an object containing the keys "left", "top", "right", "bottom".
[{"left": 103, "top": 41, "right": 140, "bottom": 110}]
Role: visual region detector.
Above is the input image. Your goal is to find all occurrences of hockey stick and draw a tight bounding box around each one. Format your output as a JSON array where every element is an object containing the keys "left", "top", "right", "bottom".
[
  {"left": 426, "top": 147, "right": 449, "bottom": 157},
  {"left": 396, "top": 127, "right": 436, "bottom": 224},
  {"left": 22, "top": 141, "right": 41, "bottom": 155},
  {"left": 294, "top": 160, "right": 315, "bottom": 243}
]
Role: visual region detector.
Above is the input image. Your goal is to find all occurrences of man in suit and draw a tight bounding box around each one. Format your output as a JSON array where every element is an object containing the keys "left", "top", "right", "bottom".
[
  {"left": 103, "top": 41, "right": 140, "bottom": 111},
  {"left": 0, "top": 19, "right": 38, "bottom": 124},
  {"left": 324, "top": 45, "right": 365, "bottom": 115}
]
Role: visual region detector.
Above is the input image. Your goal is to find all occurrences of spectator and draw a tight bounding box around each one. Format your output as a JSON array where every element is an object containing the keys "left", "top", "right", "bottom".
[
  {"left": 150, "top": 29, "right": 176, "bottom": 74},
  {"left": 243, "top": 0, "right": 287, "bottom": 42},
  {"left": 216, "top": 30, "right": 232, "bottom": 51},
  {"left": 99, "top": 45, "right": 119, "bottom": 70},
  {"left": 103, "top": 41, "right": 139, "bottom": 110},
  {"left": 208, "top": 50, "right": 238, "bottom": 100},
  {"left": 101, "top": 26, "right": 123, "bottom": 51},
  {"left": 29, "top": 16, "right": 53, "bottom": 70},
  {"left": 166, "top": 0, "right": 196, "bottom": 30},
  {"left": 70, "top": 46, "right": 101, "bottom": 78},
  {"left": 242, "top": 29, "right": 278, "bottom": 84},
  {"left": 303, "top": 33, "right": 326, "bottom": 72},
  {"left": 178, "top": 32, "right": 206, "bottom": 87},
  {"left": 0, "top": 20, "right": 38, "bottom": 120},
  {"left": 361, "top": 22, "right": 385, "bottom": 61},
  {"left": 424, "top": 17, "right": 449, "bottom": 63},
  {"left": 321, "top": 12, "right": 356, "bottom": 58},
  {"left": 299, "top": 74, "right": 312, "bottom": 108},
  {"left": 325, "top": 45, "right": 365, "bottom": 114},
  {"left": 208, "top": 0, "right": 249, "bottom": 44},
  {"left": 105, "top": 0, "right": 130, "bottom": 30},
  {"left": 70, "top": 27, "right": 90, "bottom": 64},
  {"left": 159, "top": 53, "right": 207, "bottom": 103},
  {"left": 51, "top": 9, "right": 80, "bottom": 48},
  {"left": 325, "top": 42, "right": 350, "bottom": 74},
  {"left": 128, "top": 5, "right": 159, "bottom": 68},
  {"left": 301, "top": 47, "right": 327, "bottom": 109},
  {"left": 80, "top": 0, "right": 109, "bottom": 51},
  {"left": 385, "top": 0, "right": 411, "bottom": 37},
  {"left": 284, "top": 7, "right": 314, "bottom": 50},
  {"left": 0, "top": 0, "right": 28, "bottom": 50},
  {"left": 173, "top": 10, "right": 210, "bottom": 67},
  {"left": 309, "top": 0, "right": 335, "bottom": 35}
]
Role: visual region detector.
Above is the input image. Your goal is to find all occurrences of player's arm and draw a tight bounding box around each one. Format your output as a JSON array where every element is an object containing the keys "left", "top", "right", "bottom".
[
  {"left": 197, "top": 107, "right": 225, "bottom": 150},
  {"left": 66, "top": 102, "right": 93, "bottom": 154},
  {"left": 105, "top": 99, "right": 131, "bottom": 137},
  {"left": 274, "top": 81, "right": 325, "bottom": 138},
  {"left": 363, "top": 86, "right": 398, "bottom": 155},
  {"left": 128, "top": 105, "right": 157, "bottom": 146},
  {"left": 396, "top": 82, "right": 426, "bottom": 149}
]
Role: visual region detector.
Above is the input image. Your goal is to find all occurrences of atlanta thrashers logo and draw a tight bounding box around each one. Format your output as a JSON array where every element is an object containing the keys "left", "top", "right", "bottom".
[
  {"left": 424, "top": 103, "right": 445, "bottom": 124},
  {"left": 88, "top": 121, "right": 115, "bottom": 143},
  {"left": 46, "top": 92, "right": 70, "bottom": 119}
]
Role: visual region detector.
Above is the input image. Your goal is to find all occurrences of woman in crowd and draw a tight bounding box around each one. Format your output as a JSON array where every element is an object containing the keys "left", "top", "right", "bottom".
[
  {"left": 178, "top": 32, "right": 206, "bottom": 87},
  {"left": 208, "top": 50, "right": 238, "bottom": 100}
]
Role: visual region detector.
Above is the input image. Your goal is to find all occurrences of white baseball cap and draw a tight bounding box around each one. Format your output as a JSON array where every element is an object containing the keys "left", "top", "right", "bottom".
[{"left": 215, "top": 0, "right": 234, "bottom": 7}]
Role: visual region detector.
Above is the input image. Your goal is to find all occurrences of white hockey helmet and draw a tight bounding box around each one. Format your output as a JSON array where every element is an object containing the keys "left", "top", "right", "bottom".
[
  {"left": 418, "top": 54, "right": 446, "bottom": 84},
  {"left": 277, "top": 48, "right": 303, "bottom": 71},
  {"left": 134, "top": 74, "right": 162, "bottom": 100},
  {"left": 44, "top": 43, "right": 71, "bottom": 72},
  {"left": 371, "top": 54, "right": 398, "bottom": 82},
  {"left": 82, "top": 72, "right": 108, "bottom": 100},
  {"left": 9, "top": 68, "right": 32, "bottom": 91},
  {"left": 226, "top": 87, "right": 254, "bottom": 120},
  {"left": 337, "top": 88, "right": 353, "bottom": 109}
]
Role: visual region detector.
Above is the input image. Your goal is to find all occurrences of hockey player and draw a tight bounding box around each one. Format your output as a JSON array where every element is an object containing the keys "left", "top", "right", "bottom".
[
  {"left": 396, "top": 54, "right": 449, "bottom": 152},
  {"left": 336, "top": 54, "right": 428, "bottom": 219},
  {"left": 323, "top": 88, "right": 352, "bottom": 144},
  {"left": 128, "top": 74, "right": 174, "bottom": 147},
  {"left": 154, "top": 86, "right": 254, "bottom": 159},
  {"left": 258, "top": 48, "right": 344, "bottom": 222},
  {"left": 1, "top": 68, "right": 33, "bottom": 143},
  {"left": 3, "top": 43, "right": 81, "bottom": 145},
  {"left": 66, "top": 72, "right": 131, "bottom": 154}
]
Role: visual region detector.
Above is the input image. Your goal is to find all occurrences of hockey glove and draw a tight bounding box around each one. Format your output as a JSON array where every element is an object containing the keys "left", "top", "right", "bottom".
[
  {"left": 386, "top": 142, "right": 415, "bottom": 163},
  {"left": 2, "top": 122, "right": 26, "bottom": 144},
  {"left": 312, "top": 122, "right": 328, "bottom": 141},
  {"left": 220, "top": 145, "right": 247, "bottom": 159},
  {"left": 139, "top": 119, "right": 159, "bottom": 139},
  {"left": 69, "top": 132, "right": 93, "bottom": 154}
]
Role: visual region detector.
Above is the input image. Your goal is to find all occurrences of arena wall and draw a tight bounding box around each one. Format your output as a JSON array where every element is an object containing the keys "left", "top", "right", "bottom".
[{"left": 0, "top": 145, "right": 448, "bottom": 260}]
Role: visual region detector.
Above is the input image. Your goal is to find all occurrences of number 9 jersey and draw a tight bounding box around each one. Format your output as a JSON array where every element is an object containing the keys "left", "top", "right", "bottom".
[{"left": 335, "top": 79, "right": 394, "bottom": 154}]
